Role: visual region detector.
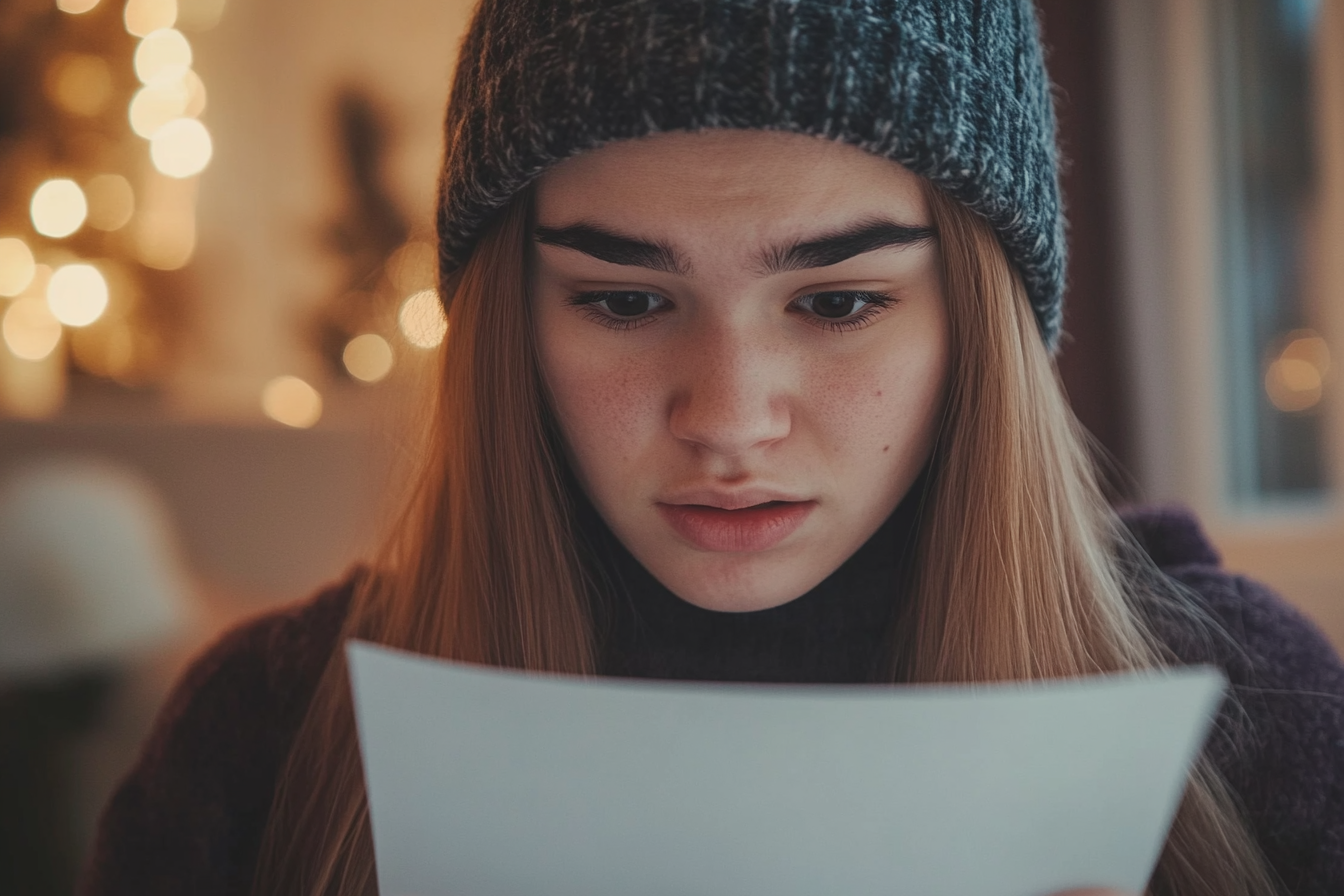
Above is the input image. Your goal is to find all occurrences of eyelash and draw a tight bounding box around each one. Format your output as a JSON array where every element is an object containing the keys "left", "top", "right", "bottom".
[
  {"left": 566, "top": 292, "right": 666, "bottom": 331},
  {"left": 565, "top": 290, "right": 897, "bottom": 333}
]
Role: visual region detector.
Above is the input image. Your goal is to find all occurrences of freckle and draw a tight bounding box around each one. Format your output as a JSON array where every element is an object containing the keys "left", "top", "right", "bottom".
[
  {"left": 875, "top": 390, "right": 883, "bottom": 397},
  {"left": 883, "top": 445, "right": 890, "bottom": 452}
]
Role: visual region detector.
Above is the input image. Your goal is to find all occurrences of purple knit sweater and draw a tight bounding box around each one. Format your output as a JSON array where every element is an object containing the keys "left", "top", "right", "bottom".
[{"left": 80, "top": 507, "right": 1344, "bottom": 895}]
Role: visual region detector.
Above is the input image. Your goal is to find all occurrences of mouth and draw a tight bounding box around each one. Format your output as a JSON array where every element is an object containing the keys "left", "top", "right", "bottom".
[{"left": 656, "top": 499, "right": 817, "bottom": 553}]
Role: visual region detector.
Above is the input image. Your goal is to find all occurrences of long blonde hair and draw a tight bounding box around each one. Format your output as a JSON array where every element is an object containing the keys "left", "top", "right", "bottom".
[{"left": 251, "top": 181, "right": 1279, "bottom": 896}]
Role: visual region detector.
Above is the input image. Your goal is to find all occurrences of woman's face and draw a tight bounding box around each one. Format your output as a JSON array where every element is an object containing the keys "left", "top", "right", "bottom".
[{"left": 532, "top": 130, "right": 950, "bottom": 612}]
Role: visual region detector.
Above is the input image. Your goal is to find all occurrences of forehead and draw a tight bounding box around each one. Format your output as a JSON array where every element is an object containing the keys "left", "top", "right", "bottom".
[{"left": 533, "top": 130, "right": 930, "bottom": 237}]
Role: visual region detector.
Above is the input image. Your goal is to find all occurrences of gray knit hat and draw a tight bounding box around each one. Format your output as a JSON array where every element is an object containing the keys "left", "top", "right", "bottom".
[{"left": 437, "top": 0, "right": 1066, "bottom": 348}]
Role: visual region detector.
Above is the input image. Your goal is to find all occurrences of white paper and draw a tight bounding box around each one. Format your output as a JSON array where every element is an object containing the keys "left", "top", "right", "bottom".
[{"left": 347, "top": 640, "right": 1225, "bottom": 896}]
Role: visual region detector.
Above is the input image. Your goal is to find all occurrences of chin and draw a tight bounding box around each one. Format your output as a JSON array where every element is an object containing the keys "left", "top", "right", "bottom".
[{"left": 661, "top": 553, "right": 828, "bottom": 613}]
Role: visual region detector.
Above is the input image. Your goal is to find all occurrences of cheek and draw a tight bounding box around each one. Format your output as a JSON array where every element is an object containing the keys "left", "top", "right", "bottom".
[
  {"left": 805, "top": 330, "right": 950, "bottom": 476},
  {"left": 535, "top": 320, "right": 665, "bottom": 489}
]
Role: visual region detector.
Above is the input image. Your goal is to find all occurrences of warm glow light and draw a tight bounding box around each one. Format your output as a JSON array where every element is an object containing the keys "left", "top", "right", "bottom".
[
  {"left": 130, "top": 82, "right": 183, "bottom": 138},
  {"left": 343, "top": 333, "right": 394, "bottom": 382},
  {"left": 2, "top": 296, "right": 63, "bottom": 361},
  {"left": 46, "top": 54, "right": 113, "bottom": 117},
  {"left": 124, "top": 0, "right": 177, "bottom": 37},
  {"left": 85, "top": 174, "right": 135, "bottom": 231},
  {"left": 399, "top": 289, "right": 447, "bottom": 349},
  {"left": 262, "top": 376, "right": 323, "bottom": 428},
  {"left": 134, "top": 173, "right": 196, "bottom": 269},
  {"left": 1266, "top": 358, "right": 1322, "bottom": 412},
  {"left": 1265, "top": 329, "right": 1330, "bottom": 413},
  {"left": 47, "top": 264, "right": 109, "bottom": 327},
  {"left": 180, "top": 68, "right": 207, "bottom": 117},
  {"left": 130, "top": 69, "right": 206, "bottom": 138},
  {"left": 56, "top": 0, "right": 102, "bottom": 14},
  {"left": 0, "top": 238, "right": 36, "bottom": 297},
  {"left": 1280, "top": 330, "right": 1331, "bottom": 376},
  {"left": 150, "top": 118, "right": 212, "bottom": 177},
  {"left": 30, "top": 179, "right": 88, "bottom": 238},
  {"left": 134, "top": 29, "right": 192, "bottom": 83}
]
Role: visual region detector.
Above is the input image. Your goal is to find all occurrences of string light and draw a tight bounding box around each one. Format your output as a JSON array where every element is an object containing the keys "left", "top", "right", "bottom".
[
  {"left": 47, "top": 263, "right": 110, "bottom": 327},
  {"left": 30, "top": 179, "right": 88, "bottom": 239},
  {"left": 2, "top": 296, "right": 63, "bottom": 362},
  {"left": 130, "top": 80, "right": 184, "bottom": 138},
  {"left": 399, "top": 289, "right": 447, "bottom": 349},
  {"left": 134, "top": 29, "right": 192, "bottom": 83},
  {"left": 343, "top": 334, "right": 394, "bottom": 382},
  {"left": 0, "top": 238, "right": 37, "bottom": 297},
  {"left": 180, "top": 69, "right": 207, "bottom": 117},
  {"left": 85, "top": 174, "right": 135, "bottom": 231},
  {"left": 56, "top": 0, "right": 102, "bottom": 14},
  {"left": 124, "top": 0, "right": 178, "bottom": 37},
  {"left": 150, "top": 118, "right": 212, "bottom": 177},
  {"left": 262, "top": 376, "right": 323, "bottom": 428}
]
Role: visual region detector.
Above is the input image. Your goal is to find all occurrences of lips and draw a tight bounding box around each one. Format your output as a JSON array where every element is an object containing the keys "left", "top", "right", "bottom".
[{"left": 656, "top": 499, "right": 816, "bottom": 552}]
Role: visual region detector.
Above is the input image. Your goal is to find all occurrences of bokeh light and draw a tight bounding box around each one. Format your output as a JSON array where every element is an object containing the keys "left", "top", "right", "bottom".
[
  {"left": 0, "top": 238, "right": 37, "bottom": 297},
  {"left": 130, "top": 69, "right": 206, "bottom": 138},
  {"left": 180, "top": 69, "right": 207, "bottom": 117},
  {"left": 2, "top": 296, "right": 63, "bottom": 361},
  {"left": 85, "top": 174, "right": 135, "bottom": 231},
  {"left": 134, "top": 29, "right": 192, "bottom": 84},
  {"left": 262, "top": 376, "right": 323, "bottom": 428},
  {"left": 56, "top": 0, "right": 102, "bottom": 14},
  {"left": 1265, "top": 330, "right": 1331, "bottom": 413},
  {"left": 30, "top": 179, "right": 88, "bottom": 238},
  {"left": 343, "top": 333, "right": 394, "bottom": 382},
  {"left": 130, "top": 80, "right": 185, "bottom": 138},
  {"left": 399, "top": 289, "right": 447, "bottom": 349},
  {"left": 150, "top": 118, "right": 212, "bottom": 177},
  {"left": 124, "top": 0, "right": 178, "bottom": 37},
  {"left": 47, "top": 263, "right": 110, "bottom": 327},
  {"left": 45, "top": 54, "right": 114, "bottom": 117}
]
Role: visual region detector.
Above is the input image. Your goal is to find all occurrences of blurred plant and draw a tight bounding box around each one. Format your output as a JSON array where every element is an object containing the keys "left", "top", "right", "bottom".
[{"left": 314, "top": 86, "right": 441, "bottom": 386}]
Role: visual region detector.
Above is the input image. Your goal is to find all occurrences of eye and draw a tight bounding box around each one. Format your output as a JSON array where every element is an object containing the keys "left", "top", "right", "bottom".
[
  {"left": 790, "top": 290, "right": 894, "bottom": 330},
  {"left": 566, "top": 290, "right": 670, "bottom": 330}
]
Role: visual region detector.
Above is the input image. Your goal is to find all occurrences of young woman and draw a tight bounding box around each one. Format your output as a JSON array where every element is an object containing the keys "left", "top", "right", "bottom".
[{"left": 82, "top": 1, "right": 1344, "bottom": 895}]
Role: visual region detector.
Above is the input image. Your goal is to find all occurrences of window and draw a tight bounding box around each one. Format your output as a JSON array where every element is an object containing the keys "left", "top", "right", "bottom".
[{"left": 1214, "top": 0, "right": 1330, "bottom": 501}]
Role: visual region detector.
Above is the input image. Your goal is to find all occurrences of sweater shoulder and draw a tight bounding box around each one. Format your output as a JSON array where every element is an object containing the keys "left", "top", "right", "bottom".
[
  {"left": 80, "top": 573, "right": 356, "bottom": 896},
  {"left": 1117, "top": 504, "right": 1343, "bottom": 689},
  {"left": 1120, "top": 505, "right": 1344, "bottom": 894}
]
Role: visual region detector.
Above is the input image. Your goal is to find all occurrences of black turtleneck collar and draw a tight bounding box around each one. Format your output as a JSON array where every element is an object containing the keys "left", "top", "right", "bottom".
[{"left": 582, "top": 479, "right": 926, "bottom": 684}]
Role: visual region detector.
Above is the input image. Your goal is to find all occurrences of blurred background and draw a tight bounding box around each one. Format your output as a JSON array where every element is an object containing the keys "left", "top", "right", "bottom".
[{"left": 0, "top": 0, "right": 1340, "bottom": 892}]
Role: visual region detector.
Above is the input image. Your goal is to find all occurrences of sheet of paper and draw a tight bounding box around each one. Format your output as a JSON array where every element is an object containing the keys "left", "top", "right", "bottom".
[{"left": 347, "top": 640, "right": 1225, "bottom": 896}]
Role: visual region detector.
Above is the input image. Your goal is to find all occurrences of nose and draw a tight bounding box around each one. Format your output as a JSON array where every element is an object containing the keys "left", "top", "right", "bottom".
[{"left": 666, "top": 326, "right": 792, "bottom": 458}]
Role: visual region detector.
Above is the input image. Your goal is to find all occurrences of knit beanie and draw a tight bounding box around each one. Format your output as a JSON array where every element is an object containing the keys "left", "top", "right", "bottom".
[{"left": 437, "top": 0, "right": 1066, "bottom": 349}]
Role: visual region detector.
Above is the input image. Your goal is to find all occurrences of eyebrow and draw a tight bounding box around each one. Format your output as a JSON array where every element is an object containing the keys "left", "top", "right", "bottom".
[
  {"left": 758, "top": 219, "right": 937, "bottom": 274},
  {"left": 533, "top": 223, "right": 688, "bottom": 275},
  {"left": 532, "top": 217, "right": 936, "bottom": 277}
]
